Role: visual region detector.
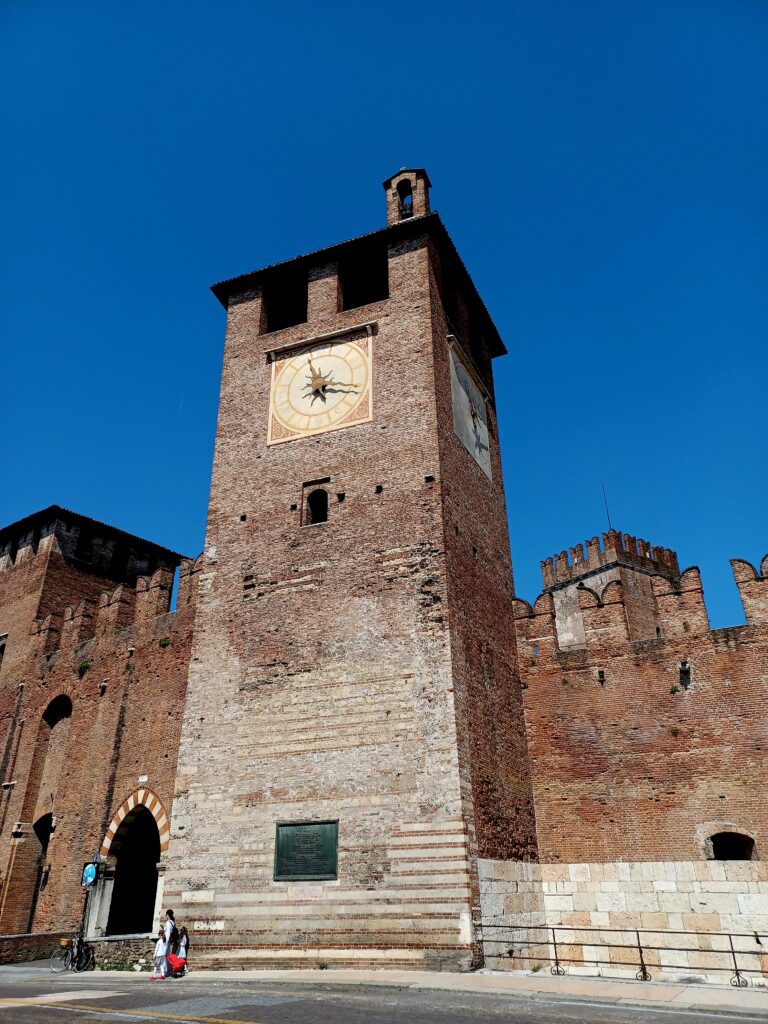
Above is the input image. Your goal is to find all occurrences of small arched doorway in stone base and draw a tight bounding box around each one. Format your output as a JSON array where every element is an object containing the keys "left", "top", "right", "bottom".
[
  {"left": 105, "top": 806, "right": 161, "bottom": 935},
  {"left": 86, "top": 789, "right": 170, "bottom": 937}
]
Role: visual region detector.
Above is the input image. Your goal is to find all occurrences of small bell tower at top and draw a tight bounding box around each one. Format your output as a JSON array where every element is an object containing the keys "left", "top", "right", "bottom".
[{"left": 382, "top": 167, "right": 431, "bottom": 224}]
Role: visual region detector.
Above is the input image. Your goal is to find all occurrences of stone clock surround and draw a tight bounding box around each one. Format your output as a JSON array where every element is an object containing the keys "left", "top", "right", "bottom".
[{"left": 266, "top": 322, "right": 375, "bottom": 445}]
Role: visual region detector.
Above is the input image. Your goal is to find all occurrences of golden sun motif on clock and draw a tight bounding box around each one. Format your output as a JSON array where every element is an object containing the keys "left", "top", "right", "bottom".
[{"left": 267, "top": 337, "right": 372, "bottom": 444}]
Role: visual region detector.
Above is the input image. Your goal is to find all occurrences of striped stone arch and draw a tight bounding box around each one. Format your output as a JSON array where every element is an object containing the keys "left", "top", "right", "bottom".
[{"left": 100, "top": 788, "right": 170, "bottom": 857}]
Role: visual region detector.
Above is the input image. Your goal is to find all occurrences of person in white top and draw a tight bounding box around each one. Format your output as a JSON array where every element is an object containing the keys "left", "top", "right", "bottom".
[
  {"left": 151, "top": 930, "right": 167, "bottom": 979},
  {"left": 163, "top": 909, "right": 178, "bottom": 979}
]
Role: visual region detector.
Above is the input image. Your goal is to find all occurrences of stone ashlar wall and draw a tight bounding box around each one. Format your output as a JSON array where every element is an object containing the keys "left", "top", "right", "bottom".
[{"left": 480, "top": 859, "right": 768, "bottom": 985}]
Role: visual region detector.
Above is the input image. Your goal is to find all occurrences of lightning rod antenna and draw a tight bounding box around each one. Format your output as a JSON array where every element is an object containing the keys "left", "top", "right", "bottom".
[{"left": 601, "top": 481, "right": 613, "bottom": 532}]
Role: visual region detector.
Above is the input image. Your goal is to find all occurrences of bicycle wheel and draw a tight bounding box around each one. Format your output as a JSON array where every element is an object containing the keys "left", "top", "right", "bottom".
[
  {"left": 50, "top": 946, "right": 72, "bottom": 973},
  {"left": 72, "top": 944, "right": 93, "bottom": 973}
]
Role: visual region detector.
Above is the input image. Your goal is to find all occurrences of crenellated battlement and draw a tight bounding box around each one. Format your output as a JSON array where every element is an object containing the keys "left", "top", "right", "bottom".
[
  {"left": 0, "top": 525, "right": 58, "bottom": 574},
  {"left": 32, "top": 556, "right": 202, "bottom": 658},
  {"left": 515, "top": 548, "right": 768, "bottom": 664},
  {"left": 540, "top": 529, "right": 679, "bottom": 589},
  {"left": 0, "top": 505, "right": 183, "bottom": 585}
]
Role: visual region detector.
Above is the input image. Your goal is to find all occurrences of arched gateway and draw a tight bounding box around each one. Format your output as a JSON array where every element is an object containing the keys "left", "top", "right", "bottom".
[{"left": 86, "top": 789, "right": 170, "bottom": 936}]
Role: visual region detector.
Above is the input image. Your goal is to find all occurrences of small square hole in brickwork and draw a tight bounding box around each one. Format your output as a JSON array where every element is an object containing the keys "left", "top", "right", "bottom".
[
  {"left": 375, "top": 484, "right": 383, "bottom": 495},
  {"left": 337, "top": 493, "right": 345, "bottom": 503},
  {"left": 424, "top": 475, "right": 435, "bottom": 484},
  {"left": 240, "top": 514, "right": 247, "bottom": 522},
  {"left": 290, "top": 503, "right": 297, "bottom": 511}
]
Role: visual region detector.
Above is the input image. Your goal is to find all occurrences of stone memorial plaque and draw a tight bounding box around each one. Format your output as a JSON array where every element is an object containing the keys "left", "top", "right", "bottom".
[{"left": 274, "top": 820, "right": 338, "bottom": 881}]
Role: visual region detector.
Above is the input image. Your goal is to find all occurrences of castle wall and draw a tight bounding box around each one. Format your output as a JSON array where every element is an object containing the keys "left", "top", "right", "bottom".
[
  {"left": 479, "top": 858, "right": 768, "bottom": 982},
  {"left": 514, "top": 553, "right": 768, "bottom": 865},
  {"left": 0, "top": 542, "right": 198, "bottom": 935}
]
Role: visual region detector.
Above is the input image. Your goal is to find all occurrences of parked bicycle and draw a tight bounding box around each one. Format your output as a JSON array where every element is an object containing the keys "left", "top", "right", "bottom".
[{"left": 50, "top": 931, "right": 94, "bottom": 973}]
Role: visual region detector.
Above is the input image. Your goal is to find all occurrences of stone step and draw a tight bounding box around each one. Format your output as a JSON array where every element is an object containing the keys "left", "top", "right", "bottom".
[
  {"left": 388, "top": 847, "right": 470, "bottom": 860},
  {"left": 195, "top": 927, "right": 466, "bottom": 944},
  {"left": 195, "top": 947, "right": 429, "bottom": 970},
  {"left": 388, "top": 834, "right": 469, "bottom": 847},
  {"left": 205, "top": 903, "right": 470, "bottom": 919},
  {"left": 393, "top": 821, "right": 466, "bottom": 835},
  {"left": 389, "top": 870, "right": 472, "bottom": 882},
  {"left": 211, "top": 887, "right": 472, "bottom": 905}
]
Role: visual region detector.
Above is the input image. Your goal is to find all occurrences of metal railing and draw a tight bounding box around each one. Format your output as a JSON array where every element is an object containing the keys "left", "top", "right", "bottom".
[{"left": 483, "top": 923, "right": 766, "bottom": 987}]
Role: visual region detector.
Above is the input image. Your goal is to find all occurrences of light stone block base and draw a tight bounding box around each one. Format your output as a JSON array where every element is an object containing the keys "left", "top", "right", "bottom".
[{"left": 479, "top": 859, "right": 768, "bottom": 986}]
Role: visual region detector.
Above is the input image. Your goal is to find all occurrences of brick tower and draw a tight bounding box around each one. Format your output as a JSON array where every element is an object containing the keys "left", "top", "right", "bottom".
[{"left": 163, "top": 170, "right": 536, "bottom": 969}]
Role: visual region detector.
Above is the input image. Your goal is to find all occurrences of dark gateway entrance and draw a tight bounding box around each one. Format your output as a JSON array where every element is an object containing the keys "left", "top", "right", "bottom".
[{"left": 106, "top": 806, "right": 160, "bottom": 935}]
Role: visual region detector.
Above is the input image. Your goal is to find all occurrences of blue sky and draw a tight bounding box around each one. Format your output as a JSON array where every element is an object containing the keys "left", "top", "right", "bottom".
[{"left": 1, "top": 0, "right": 765, "bottom": 626}]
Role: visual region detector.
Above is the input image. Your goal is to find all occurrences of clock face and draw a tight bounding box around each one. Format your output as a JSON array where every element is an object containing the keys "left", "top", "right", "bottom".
[
  {"left": 449, "top": 344, "right": 492, "bottom": 479},
  {"left": 267, "top": 335, "right": 372, "bottom": 445}
]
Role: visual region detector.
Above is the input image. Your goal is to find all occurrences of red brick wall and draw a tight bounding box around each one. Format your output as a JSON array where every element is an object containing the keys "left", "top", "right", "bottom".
[
  {"left": 0, "top": 545, "right": 199, "bottom": 935},
  {"left": 0, "top": 931, "right": 68, "bottom": 964},
  {"left": 427, "top": 241, "right": 537, "bottom": 863},
  {"left": 515, "top": 554, "right": 768, "bottom": 863}
]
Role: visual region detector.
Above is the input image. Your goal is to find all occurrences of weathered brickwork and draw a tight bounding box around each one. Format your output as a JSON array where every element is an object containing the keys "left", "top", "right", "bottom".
[
  {"left": 162, "top": 170, "right": 536, "bottom": 969},
  {"left": 0, "top": 172, "right": 765, "bottom": 979},
  {"left": 514, "top": 531, "right": 768, "bottom": 864},
  {"left": 0, "top": 508, "right": 198, "bottom": 937}
]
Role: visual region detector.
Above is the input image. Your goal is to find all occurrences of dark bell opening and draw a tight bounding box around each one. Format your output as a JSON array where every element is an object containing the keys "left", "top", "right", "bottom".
[{"left": 397, "top": 179, "right": 413, "bottom": 219}]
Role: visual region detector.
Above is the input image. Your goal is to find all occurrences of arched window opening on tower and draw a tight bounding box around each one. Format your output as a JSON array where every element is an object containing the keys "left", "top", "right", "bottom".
[
  {"left": 305, "top": 488, "right": 329, "bottom": 526},
  {"left": 708, "top": 831, "right": 756, "bottom": 861},
  {"left": 397, "top": 179, "right": 413, "bottom": 219}
]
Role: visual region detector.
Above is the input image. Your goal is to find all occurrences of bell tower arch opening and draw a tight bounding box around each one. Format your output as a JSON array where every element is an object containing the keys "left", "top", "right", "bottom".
[{"left": 105, "top": 805, "right": 161, "bottom": 935}]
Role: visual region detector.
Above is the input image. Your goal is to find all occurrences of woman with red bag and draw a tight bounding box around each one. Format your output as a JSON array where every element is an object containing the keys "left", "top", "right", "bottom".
[{"left": 166, "top": 926, "right": 189, "bottom": 977}]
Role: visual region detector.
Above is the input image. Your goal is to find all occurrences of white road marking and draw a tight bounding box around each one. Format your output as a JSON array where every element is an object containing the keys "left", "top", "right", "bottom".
[{"left": 0, "top": 988, "right": 124, "bottom": 1009}]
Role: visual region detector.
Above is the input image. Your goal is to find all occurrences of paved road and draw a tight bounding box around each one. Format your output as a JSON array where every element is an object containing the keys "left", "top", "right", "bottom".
[{"left": 0, "top": 963, "right": 764, "bottom": 1024}]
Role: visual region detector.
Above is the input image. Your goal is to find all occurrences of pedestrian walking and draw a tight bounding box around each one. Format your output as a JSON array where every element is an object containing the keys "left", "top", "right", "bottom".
[
  {"left": 166, "top": 926, "right": 189, "bottom": 977},
  {"left": 151, "top": 929, "right": 167, "bottom": 979},
  {"left": 163, "top": 909, "right": 179, "bottom": 979}
]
